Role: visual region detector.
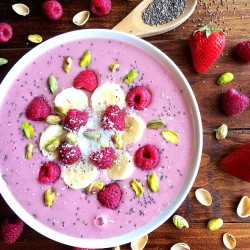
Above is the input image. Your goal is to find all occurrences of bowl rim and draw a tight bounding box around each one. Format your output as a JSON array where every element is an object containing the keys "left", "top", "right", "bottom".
[{"left": 0, "top": 29, "right": 203, "bottom": 248}]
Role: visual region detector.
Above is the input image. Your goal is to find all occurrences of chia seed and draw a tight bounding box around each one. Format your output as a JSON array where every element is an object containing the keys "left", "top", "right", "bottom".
[{"left": 142, "top": 0, "right": 187, "bottom": 26}]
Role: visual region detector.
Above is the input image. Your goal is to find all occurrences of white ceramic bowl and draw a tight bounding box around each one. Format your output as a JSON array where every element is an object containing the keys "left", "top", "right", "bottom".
[{"left": 0, "top": 29, "right": 202, "bottom": 248}]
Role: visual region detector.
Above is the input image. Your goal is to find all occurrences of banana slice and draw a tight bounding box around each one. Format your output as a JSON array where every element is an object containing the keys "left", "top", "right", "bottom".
[
  {"left": 91, "top": 82, "right": 126, "bottom": 112},
  {"left": 39, "top": 124, "right": 66, "bottom": 159},
  {"left": 63, "top": 161, "right": 98, "bottom": 189},
  {"left": 54, "top": 87, "right": 88, "bottom": 115},
  {"left": 107, "top": 150, "right": 135, "bottom": 180},
  {"left": 123, "top": 114, "right": 146, "bottom": 145}
]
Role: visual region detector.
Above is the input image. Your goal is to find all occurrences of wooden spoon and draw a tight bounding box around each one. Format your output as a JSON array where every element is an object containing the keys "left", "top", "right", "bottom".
[{"left": 113, "top": 0, "right": 197, "bottom": 38}]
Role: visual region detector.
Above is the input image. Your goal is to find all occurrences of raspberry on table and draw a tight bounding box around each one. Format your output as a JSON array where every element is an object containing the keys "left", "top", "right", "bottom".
[
  {"left": 97, "top": 182, "right": 122, "bottom": 209},
  {"left": 42, "top": 0, "right": 63, "bottom": 21},
  {"left": 58, "top": 142, "right": 81, "bottom": 165},
  {"left": 101, "top": 105, "right": 125, "bottom": 131},
  {"left": 90, "top": 147, "right": 115, "bottom": 169},
  {"left": 73, "top": 70, "right": 98, "bottom": 92},
  {"left": 1, "top": 217, "right": 24, "bottom": 245},
  {"left": 0, "top": 22, "right": 13, "bottom": 43},
  {"left": 90, "top": 0, "right": 112, "bottom": 16},
  {"left": 235, "top": 40, "right": 250, "bottom": 62},
  {"left": 126, "top": 86, "right": 152, "bottom": 110},
  {"left": 134, "top": 144, "right": 160, "bottom": 171},
  {"left": 222, "top": 88, "right": 249, "bottom": 116},
  {"left": 64, "top": 109, "right": 88, "bottom": 132},
  {"left": 26, "top": 96, "right": 51, "bottom": 120},
  {"left": 38, "top": 161, "right": 61, "bottom": 184}
]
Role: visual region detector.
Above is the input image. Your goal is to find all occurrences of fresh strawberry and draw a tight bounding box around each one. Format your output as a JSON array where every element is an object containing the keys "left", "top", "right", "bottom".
[
  {"left": 189, "top": 24, "right": 225, "bottom": 73},
  {"left": 221, "top": 142, "right": 250, "bottom": 183}
]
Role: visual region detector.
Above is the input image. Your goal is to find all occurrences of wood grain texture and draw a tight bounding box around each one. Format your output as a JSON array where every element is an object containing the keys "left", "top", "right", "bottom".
[{"left": 1, "top": 0, "right": 250, "bottom": 249}]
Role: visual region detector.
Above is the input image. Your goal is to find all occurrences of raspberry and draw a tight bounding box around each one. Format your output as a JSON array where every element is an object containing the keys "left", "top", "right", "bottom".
[
  {"left": 126, "top": 86, "right": 152, "bottom": 110},
  {"left": 97, "top": 182, "right": 122, "bottom": 209},
  {"left": 1, "top": 217, "right": 24, "bottom": 244},
  {"left": 101, "top": 105, "right": 125, "bottom": 131},
  {"left": 222, "top": 88, "right": 249, "bottom": 116},
  {"left": 0, "top": 22, "right": 13, "bottom": 43},
  {"left": 90, "top": 0, "right": 111, "bottom": 16},
  {"left": 42, "top": 0, "right": 63, "bottom": 20},
  {"left": 64, "top": 109, "right": 88, "bottom": 132},
  {"left": 90, "top": 147, "right": 115, "bottom": 169},
  {"left": 38, "top": 161, "right": 61, "bottom": 184},
  {"left": 134, "top": 145, "right": 160, "bottom": 171},
  {"left": 26, "top": 96, "right": 51, "bottom": 120},
  {"left": 73, "top": 70, "right": 98, "bottom": 92},
  {"left": 235, "top": 40, "right": 250, "bottom": 62},
  {"left": 58, "top": 142, "right": 81, "bottom": 165}
]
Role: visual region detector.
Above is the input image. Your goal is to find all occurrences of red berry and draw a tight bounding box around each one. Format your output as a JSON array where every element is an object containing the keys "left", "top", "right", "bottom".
[
  {"left": 1, "top": 217, "right": 24, "bottom": 244},
  {"left": 42, "top": 0, "right": 63, "bottom": 21},
  {"left": 126, "top": 86, "right": 152, "bottom": 110},
  {"left": 222, "top": 88, "right": 249, "bottom": 116},
  {"left": 97, "top": 182, "right": 122, "bottom": 209},
  {"left": 38, "top": 161, "right": 61, "bottom": 184},
  {"left": 0, "top": 22, "right": 13, "bottom": 43},
  {"left": 64, "top": 109, "right": 88, "bottom": 132},
  {"left": 134, "top": 145, "right": 160, "bottom": 171},
  {"left": 26, "top": 96, "right": 51, "bottom": 120},
  {"left": 221, "top": 142, "right": 250, "bottom": 183},
  {"left": 90, "top": 0, "right": 111, "bottom": 16},
  {"left": 58, "top": 142, "right": 81, "bottom": 165},
  {"left": 73, "top": 70, "right": 98, "bottom": 92},
  {"left": 101, "top": 105, "right": 125, "bottom": 131},
  {"left": 235, "top": 40, "right": 250, "bottom": 62},
  {"left": 90, "top": 147, "right": 115, "bottom": 169}
]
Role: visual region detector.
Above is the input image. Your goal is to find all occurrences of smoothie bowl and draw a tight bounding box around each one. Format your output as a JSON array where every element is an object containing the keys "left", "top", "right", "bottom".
[{"left": 0, "top": 29, "right": 202, "bottom": 248}]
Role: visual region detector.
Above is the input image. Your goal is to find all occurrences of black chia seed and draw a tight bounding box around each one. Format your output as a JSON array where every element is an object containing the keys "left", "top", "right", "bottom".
[{"left": 142, "top": 0, "right": 187, "bottom": 26}]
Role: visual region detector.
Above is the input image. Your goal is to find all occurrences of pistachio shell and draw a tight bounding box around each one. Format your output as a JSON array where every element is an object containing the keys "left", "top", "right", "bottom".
[
  {"left": 161, "top": 129, "right": 179, "bottom": 144},
  {"left": 172, "top": 215, "right": 189, "bottom": 229},
  {"left": 12, "top": 3, "right": 30, "bottom": 16},
  {"left": 131, "top": 235, "right": 148, "bottom": 250},
  {"left": 237, "top": 195, "right": 250, "bottom": 218},
  {"left": 28, "top": 34, "right": 43, "bottom": 44},
  {"left": 170, "top": 242, "right": 190, "bottom": 250},
  {"left": 195, "top": 188, "right": 212, "bottom": 206},
  {"left": 72, "top": 10, "right": 90, "bottom": 26},
  {"left": 223, "top": 233, "right": 236, "bottom": 249}
]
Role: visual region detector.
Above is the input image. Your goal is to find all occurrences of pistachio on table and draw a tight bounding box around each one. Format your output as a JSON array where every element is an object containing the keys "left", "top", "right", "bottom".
[
  {"left": 215, "top": 123, "right": 228, "bottom": 140},
  {"left": 172, "top": 215, "right": 189, "bottom": 229},
  {"left": 28, "top": 34, "right": 43, "bottom": 44},
  {"left": 0, "top": 58, "right": 8, "bottom": 66},
  {"left": 72, "top": 10, "right": 90, "bottom": 26},
  {"left": 12, "top": 3, "right": 30, "bottom": 16},
  {"left": 195, "top": 188, "right": 212, "bottom": 206},
  {"left": 131, "top": 234, "right": 148, "bottom": 250},
  {"left": 223, "top": 233, "right": 236, "bottom": 249},
  {"left": 217, "top": 72, "right": 234, "bottom": 85},
  {"left": 236, "top": 195, "right": 250, "bottom": 218},
  {"left": 170, "top": 242, "right": 190, "bottom": 250},
  {"left": 207, "top": 217, "right": 223, "bottom": 230}
]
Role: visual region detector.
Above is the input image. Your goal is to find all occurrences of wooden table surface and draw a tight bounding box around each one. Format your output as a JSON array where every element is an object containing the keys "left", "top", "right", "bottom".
[{"left": 1, "top": 0, "right": 250, "bottom": 249}]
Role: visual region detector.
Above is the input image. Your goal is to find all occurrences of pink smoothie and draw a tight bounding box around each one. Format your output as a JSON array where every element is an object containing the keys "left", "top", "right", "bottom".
[{"left": 0, "top": 37, "right": 193, "bottom": 239}]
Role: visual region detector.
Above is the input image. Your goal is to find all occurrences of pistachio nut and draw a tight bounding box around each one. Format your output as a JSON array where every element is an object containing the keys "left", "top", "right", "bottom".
[
  {"left": 195, "top": 188, "right": 212, "bottom": 206},
  {"left": 28, "top": 34, "right": 43, "bottom": 44},
  {"left": 85, "top": 181, "right": 104, "bottom": 195},
  {"left": 111, "top": 133, "right": 123, "bottom": 149},
  {"left": 80, "top": 50, "right": 91, "bottom": 67},
  {"left": 223, "top": 233, "right": 236, "bottom": 249},
  {"left": 131, "top": 235, "right": 148, "bottom": 250},
  {"left": 130, "top": 179, "right": 144, "bottom": 197},
  {"left": 45, "top": 115, "right": 62, "bottom": 125},
  {"left": 215, "top": 123, "right": 228, "bottom": 140},
  {"left": 48, "top": 75, "right": 58, "bottom": 94},
  {"left": 22, "top": 121, "right": 35, "bottom": 139},
  {"left": 123, "top": 69, "right": 138, "bottom": 84},
  {"left": 170, "top": 243, "right": 190, "bottom": 250},
  {"left": 25, "top": 142, "right": 34, "bottom": 159},
  {"left": 236, "top": 195, "right": 250, "bottom": 218},
  {"left": 65, "top": 132, "right": 78, "bottom": 145},
  {"left": 54, "top": 106, "right": 67, "bottom": 116},
  {"left": 109, "top": 62, "right": 120, "bottom": 72},
  {"left": 44, "top": 188, "right": 56, "bottom": 207},
  {"left": 146, "top": 119, "right": 166, "bottom": 130},
  {"left": 161, "top": 129, "right": 179, "bottom": 144},
  {"left": 217, "top": 72, "right": 234, "bottom": 85},
  {"left": 83, "top": 130, "right": 101, "bottom": 140},
  {"left": 63, "top": 56, "right": 72, "bottom": 73},
  {"left": 207, "top": 217, "right": 223, "bottom": 230},
  {"left": 45, "top": 138, "right": 60, "bottom": 152},
  {"left": 147, "top": 172, "right": 159, "bottom": 192},
  {"left": 0, "top": 58, "right": 8, "bottom": 66},
  {"left": 172, "top": 215, "right": 189, "bottom": 229}
]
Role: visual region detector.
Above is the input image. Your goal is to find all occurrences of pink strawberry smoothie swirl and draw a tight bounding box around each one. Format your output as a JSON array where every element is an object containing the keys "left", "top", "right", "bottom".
[{"left": 0, "top": 38, "right": 194, "bottom": 239}]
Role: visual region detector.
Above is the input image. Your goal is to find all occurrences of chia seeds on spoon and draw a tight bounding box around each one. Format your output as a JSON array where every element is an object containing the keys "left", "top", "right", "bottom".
[{"left": 142, "top": 0, "right": 187, "bottom": 26}]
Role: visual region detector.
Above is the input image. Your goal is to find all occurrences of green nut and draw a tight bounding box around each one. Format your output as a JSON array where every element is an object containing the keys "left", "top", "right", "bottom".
[
  {"left": 161, "top": 129, "right": 179, "bottom": 144},
  {"left": 123, "top": 69, "right": 138, "bottom": 84},
  {"left": 109, "top": 62, "right": 120, "bottom": 72},
  {"left": 65, "top": 132, "right": 78, "bottom": 145},
  {"left": 48, "top": 75, "right": 58, "bottom": 94},
  {"left": 80, "top": 50, "right": 91, "bottom": 67},
  {"left": 25, "top": 142, "right": 34, "bottom": 159},
  {"left": 207, "top": 217, "right": 223, "bottom": 230},
  {"left": 215, "top": 124, "right": 228, "bottom": 140},
  {"left": 28, "top": 34, "right": 43, "bottom": 43},
  {"left": 83, "top": 130, "right": 101, "bottom": 140},
  {"left": 111, "top": 133, "right": 123, "bottom": 149},
  {"left": 44, "top": 188, "right": 56, "bottom": 207},
  {"left": 146, "top": 119, "right": 166, "bottom": 130},
  {"left": 22, "top": 121, "right": 35, "bottom": 139},
  {"left": 217, "top": 72, "right": 234, "bottom": 85},
  {"left": 147, "top": 172, "right": 159, "bottom": 192},
  {"left": 85, "top": 181, "right": 104, "bottom": 195},
  {"left": 130, "top": 178, "right": 144, "bottom": 197},
  {"left": 54, "top": 106, "right": 67, "bottom": 116},
  {"left": 45, "top": 115, "right": 62, "bottom": 125},
  {"left": 172, "top": 215, "right": 189, "bottom": 229},
  {"left": 63, "top": 56, "right": 72, "bottom": 73},
  {"left": 0, "top": 58, "right": 8, "bottom": 66},
  {"left": 45, "top": 138, "right": 60, "bottom": 152}
]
